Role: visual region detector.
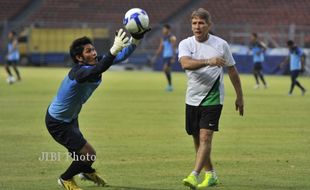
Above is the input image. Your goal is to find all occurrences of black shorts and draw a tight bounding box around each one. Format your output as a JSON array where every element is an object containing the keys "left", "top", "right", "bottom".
[
  {"left": 163, "top": 57, "right": 172, "bottom": 67},
  {"left": 186, "top": 104, "right": 223, "bottom": 135},
  {"left": 253, "top": 62, "right": 262, "bottom": 71},
  {"left": 45, "top": 110, "right": 86, "bottom": 153},
  {"left": 6, "top": 60, "right": 19, "bottom": 65}
]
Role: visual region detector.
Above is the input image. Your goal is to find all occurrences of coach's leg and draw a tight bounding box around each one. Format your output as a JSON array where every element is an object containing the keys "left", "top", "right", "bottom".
[
  {"left": 193, "top": 134, "right": 213, "bottom": 173},
  {"left": 194, "top": 129, "right": 214, "bottom": 173},
  {"left": 196, "top": 129, "right": 219, "bottom": 188},
  {"left": 193, "top": 135, "right": 199, "bottom": 153}
]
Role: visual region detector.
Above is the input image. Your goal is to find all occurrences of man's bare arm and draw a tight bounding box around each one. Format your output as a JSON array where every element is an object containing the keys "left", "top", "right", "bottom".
[{"left": 227, "top": 65, "right": 244, "bottom": 116}]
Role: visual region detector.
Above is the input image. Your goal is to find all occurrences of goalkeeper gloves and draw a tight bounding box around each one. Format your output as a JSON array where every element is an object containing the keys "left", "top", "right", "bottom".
[{"left": 110, "top": 28, "right": 130, "bottom": 55}]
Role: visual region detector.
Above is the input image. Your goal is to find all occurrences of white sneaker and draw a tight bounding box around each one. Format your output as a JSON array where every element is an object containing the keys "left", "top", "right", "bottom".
[{"left": 254, "top": 84, "right": 260, "bottom": 89}]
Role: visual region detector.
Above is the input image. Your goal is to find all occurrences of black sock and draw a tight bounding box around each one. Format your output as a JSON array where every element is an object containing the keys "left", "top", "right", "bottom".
[
  {"left": 165, "top": 71, "right": 172, "bottom": 86},
  {"left": 13, "top": 67, "right": 21, "bottom": 80},
  {"left": 295, "top": 81, "right": 305, "bottom": 91},
  {"left": 259, "top": 74, "right": 266, "bottom": 85},
  {"left": 254, "top": 74, "right": 259, "bottom": 85},
  {"left": 61, "top": 161, "right": 95, "bottom": 180},
  {"left": 5, "top": 67, "right": 12, "bottom": 76},
  {"left": 289, "top": 83, "right": 295, "bottom": 94}
]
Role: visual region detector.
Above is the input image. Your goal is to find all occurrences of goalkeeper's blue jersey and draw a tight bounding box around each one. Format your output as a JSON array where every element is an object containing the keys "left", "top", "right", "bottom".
[{"left": 48, "top": 45, "right": 136, "bottom": 122}]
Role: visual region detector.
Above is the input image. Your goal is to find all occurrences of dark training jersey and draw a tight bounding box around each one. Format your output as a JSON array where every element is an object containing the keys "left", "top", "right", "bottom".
[{"left": 48, "top": 44, "right": 136, "bottom": 122}]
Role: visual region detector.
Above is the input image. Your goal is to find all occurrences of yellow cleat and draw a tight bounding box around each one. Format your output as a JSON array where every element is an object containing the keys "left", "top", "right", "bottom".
[
  {"left": 78, "top": 172, "right": 107, "bottom": 186},
  {"left": 182, "top": 173, "right": 198, "bottom": 190},
  {"left": 197, "top": 173, "right": 219, "bottom": 189},
  {"left": 58, "top": 177, "right": 83, "bottom": 190}
]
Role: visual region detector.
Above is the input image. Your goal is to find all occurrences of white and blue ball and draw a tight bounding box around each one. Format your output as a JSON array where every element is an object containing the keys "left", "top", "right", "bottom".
[{"left": 123, "top": 8, "right": 149, "bottom": 34}]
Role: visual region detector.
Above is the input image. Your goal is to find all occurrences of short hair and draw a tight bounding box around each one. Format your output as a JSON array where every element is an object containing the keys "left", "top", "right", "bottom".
[
  {"left": 191, "top": 8, "right": 212, "bottom": 24},
  {"left": 10, "top": 30, "right": 17, "bottom": 36},
  {"left": 163, "top": 24, "right": 170, "bottom": 30},
  {"left": 252, "top": 33, "right": 258, "bottom": 38},
  {"left": 70, "top": 36, "right": 93, "bottom": 64},
  {"left": 287, "top": 40, "right": 294, "bottom": 46}
]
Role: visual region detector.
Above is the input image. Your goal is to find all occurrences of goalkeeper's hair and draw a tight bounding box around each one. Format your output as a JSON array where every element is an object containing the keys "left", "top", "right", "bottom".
[
  {"left": 191, "top": 8, "right": 212, "bottom": 24},
  {"left": 70, "top": 36, "right": 93, "bottom": 64}
]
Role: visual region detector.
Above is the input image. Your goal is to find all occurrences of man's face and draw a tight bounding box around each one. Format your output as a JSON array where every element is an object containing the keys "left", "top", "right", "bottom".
[
  {"left": 8, "top": 32, "right": 13, "bottom": 40},
  {"left": 162, "top": 27, "right": 169, "bottom": 35},
  {"left": 251, "top": 35, "right": 257, "bottom": 42},
  {"left": 191, "top": 17, "right": 210, "bottom": 42},
  {"left": 79, "top": 44, "right": 97, "bottom": 65},
  {"left": 287, "top": 43, "right": 293, "bottom": 50}
]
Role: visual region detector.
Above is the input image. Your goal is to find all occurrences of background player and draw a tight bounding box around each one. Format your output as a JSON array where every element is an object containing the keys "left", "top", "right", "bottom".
[
  {"left": 154, "top": 24, "right": 177, "bottom": 91},
  {"left": 45, "top": 29, "right": 149, "bottom": 190},
  {"left": 5, "top": 30, "right": 21, "bottom": 84},
  {"left": 179, "top": 8, "right": 244, "bottom": 190},
  {"left": 281, "top": 40, "right": 306, "bottom": 96},
  {"left": 249, "top": 33, "right": 267, "bottom": 89}
]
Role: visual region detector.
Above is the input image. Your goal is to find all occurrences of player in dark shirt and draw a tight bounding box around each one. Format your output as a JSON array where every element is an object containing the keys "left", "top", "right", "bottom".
[
  {"left": 154, "top": 24, "right": 177, "bottom": 91},
  {"left": 249, "top": 33, "right": 267, "bottom": 89},
  {"left": 281, "top": 40, "right": 306, "bottom": 96},
  {"left": 45, "top": 28, "right": 149, "bottom": 190}
]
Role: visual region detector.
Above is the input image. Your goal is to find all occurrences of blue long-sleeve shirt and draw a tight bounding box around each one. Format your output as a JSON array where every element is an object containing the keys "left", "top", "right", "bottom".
[{"left": 48, "top": 44, "right": 136, "bottom": 122}]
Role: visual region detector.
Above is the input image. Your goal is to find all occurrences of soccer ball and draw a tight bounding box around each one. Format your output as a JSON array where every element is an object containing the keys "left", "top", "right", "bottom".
[
  {"left": 123, "top": 8, "right": 149, "bottom": 34},
  {"left": 6, "top": 76, "right": 15, "bottom": 84}
]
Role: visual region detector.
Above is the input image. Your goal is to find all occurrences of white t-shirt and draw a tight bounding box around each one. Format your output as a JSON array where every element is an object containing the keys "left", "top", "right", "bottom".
[{"left": 178, "top": 34, "right": 236, "bottom": 106}]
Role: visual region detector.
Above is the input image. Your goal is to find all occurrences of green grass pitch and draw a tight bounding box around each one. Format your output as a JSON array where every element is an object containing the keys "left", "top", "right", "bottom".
[{"left": 0, "top": 67, "right": 309, "bottom": 190}]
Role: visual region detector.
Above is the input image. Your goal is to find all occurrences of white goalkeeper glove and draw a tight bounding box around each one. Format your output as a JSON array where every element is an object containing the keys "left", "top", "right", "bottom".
[{"left": 110, "top": 28, "right": 130, "bottom": 55}]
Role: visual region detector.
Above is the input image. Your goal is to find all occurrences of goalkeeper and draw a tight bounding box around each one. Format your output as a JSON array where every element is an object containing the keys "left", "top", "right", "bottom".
[{"left": 45, "top": 28, "right": 149, "bottom": 190}]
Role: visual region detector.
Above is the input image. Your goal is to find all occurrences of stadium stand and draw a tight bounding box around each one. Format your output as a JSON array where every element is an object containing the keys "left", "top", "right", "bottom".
[
  {"left": 25, "top": 0, "right": 190, "bottom": 26},
  {"left": 0, "top": 0, "right": 309, "bottom": 72},
  {"left": 191, "top": 0, "right": 310, "bottom": 25},
  {"left": 172, "top": 0, "right": 310, "bottom": 44},
  {"left": 0, "top": 0, "right": 30, "bottom": 22}
]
